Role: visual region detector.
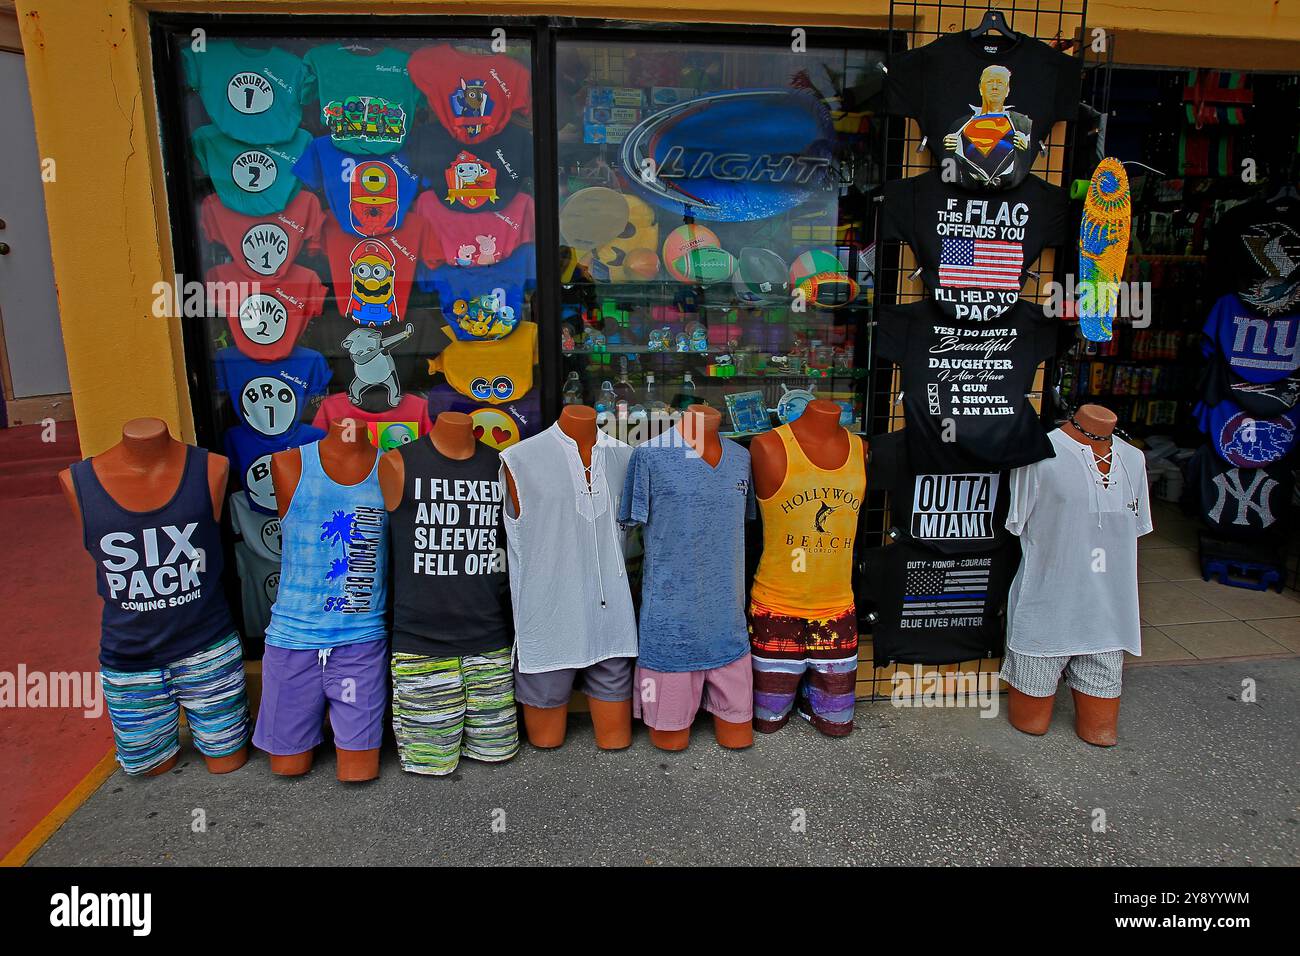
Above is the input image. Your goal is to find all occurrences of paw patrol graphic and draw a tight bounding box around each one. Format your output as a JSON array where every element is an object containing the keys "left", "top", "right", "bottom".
[
  {"left": 341, "top": 323, "right": 414, "bottom": 407},
  {"left": 322, "top": 95, "right": 407, "bottom": 146},
  {"left": 452, "top": 292, "right": 518, "bottom": 341},
  {"left": 450, "top": 78, "right": 494, "bottom": 138},
  {"left": 350, "top": 159, "right": 401, "bottom": 235},
  {"left": 942, "top": 65, "right": 1032, "bottom": 189},
  {"left": 347, "top": 239, "right": 399, "bottom": 326},
  {"left": 444, "top": 150, "right": 500, "bottom": 210},
  {"left": 469, "top": 407, "right": 521, "bottom": 449}
]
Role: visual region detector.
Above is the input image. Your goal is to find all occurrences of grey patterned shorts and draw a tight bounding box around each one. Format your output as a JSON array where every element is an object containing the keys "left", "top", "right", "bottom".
[{"left": 999, "top": 649, "right": 1125, "bottom": 699}]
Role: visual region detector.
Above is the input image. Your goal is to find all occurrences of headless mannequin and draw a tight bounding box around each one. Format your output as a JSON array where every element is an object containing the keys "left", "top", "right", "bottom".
[
  {"left": 59, "top": 417, "right": 247, "bottom": 776},
  {"left": 751, "top": 399, "right": 859, "bottom": 500},
  {"left": 1007, "top": 403, "right": 1122, "bottom": 747},
  {"left": 502, "top": 405, "right": 633, "bottom": 750},
  {"left": 648, "top": 405, "right": 753, "bottom": 752},
  {"left": 269, "top": 418, "right": 382, "bottom": 781},
  {"left": 379, "top": 411, "right": 477, "bottom": 509}
]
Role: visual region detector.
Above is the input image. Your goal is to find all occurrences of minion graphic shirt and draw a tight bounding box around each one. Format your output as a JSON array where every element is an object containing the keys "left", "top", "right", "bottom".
[
  {"left": 293, "top": 136, "right": 420, "bottom": 237},
  {"left": 885, "top": 30, "right": 1081, "bottom": 191},
  {"left": 318, "top": 214, "right": 441, "bottom": 326}
]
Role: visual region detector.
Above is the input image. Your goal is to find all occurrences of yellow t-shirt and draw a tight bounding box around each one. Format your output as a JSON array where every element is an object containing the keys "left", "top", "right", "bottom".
[{"left": 427, "top": 320, "right": 537, "bottom": 405}]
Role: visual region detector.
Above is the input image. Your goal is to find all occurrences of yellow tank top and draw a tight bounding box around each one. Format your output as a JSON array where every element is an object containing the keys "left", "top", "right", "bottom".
[{"left": 751, "top": 425, "right": 866, "bottom": 619}]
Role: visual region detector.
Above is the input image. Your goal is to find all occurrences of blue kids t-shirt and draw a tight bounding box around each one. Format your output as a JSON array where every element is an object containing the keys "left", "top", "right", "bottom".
[
  {"left": 1196, "top": 397, "right": 1300, "bottom": 468},
  {"left": 193, "top": 125, "right": 311, "bottom": 216},
  {"left": 181, "top": 40, "right": 308, "bottom": 145},
  {"left": 619, "top": 428, "right": 755, "bottom": 672},
  {"left": 292, "top": 135, "right": 420, "bottom": 237},
  {"left": 224, "top": 421, "right": 326, "bottom": 515},
  {"left": 419, "top": 243, "right": 536, "bottom": 341},
  {"left": 214, "top": 346, "right": 332, "bottom": 438},
  {"left": 1202, "top": 293, "right": 1300, "bottom": 383}
]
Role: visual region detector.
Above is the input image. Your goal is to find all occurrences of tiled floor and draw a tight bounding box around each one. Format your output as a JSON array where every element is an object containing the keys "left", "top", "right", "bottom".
[{"left": 1133, "top": 499, "right": 1300, "bottom": 663}]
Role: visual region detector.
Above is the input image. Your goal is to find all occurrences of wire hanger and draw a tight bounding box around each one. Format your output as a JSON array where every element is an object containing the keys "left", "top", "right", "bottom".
[{"left": 970, "top": 6, "right": 1014, "bottom": 39}]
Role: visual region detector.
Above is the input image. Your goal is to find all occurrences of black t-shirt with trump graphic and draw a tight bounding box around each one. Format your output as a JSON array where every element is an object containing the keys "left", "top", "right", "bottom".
[
  {"left": 861, "top": 537, "right": 1020, "bottom": 665},
  {"left": 885, "top": 30, "right": 1081, "bottom": 190},
  {"left": 881, "top": 170, "right": 1068, "bottom": 320},
  {"left": 875, "top": 299, "right": 1059, "bottom": 474},
  {"left": 868, "top": 429, "right": 1011, "bottom": 554}
]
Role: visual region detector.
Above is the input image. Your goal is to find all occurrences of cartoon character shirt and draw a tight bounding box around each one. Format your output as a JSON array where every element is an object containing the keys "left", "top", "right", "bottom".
[
  {"left": 205, "top": 262, "right": 327, "bottom": 362},
  {"left": 214, "top": 346, "right": 332, "bottom": 437},
  {"left": 428, "top": 320, "right": 538, "bottom": 406},
  {"left": 885, "top": 30, "right": 1081, "bottom": 191},
  {"left": 181, "top": 40, "right": 308, "bottom": 145},
  {"left": 413, "top": 190, "right": 534, "bottom": 267},
  {"left": 193, "top": 125, "right": 312, "bottom": 216},
  {"left": 406, "top": 123, "right": 533, "bottom": 210},
  {"left": 292, "top": 136, "right": 420, "bottom": 237},
  {"left": 420, "top": 244, "right": 535, "bottom": 341},
  {"left": 409, "top": 45, "right": 532, "bottom": 145},
  {"left": 199, "top": 192, "right": 325, "bottom": 280},
  {"left": 315, "top": 214, "right": 442, "bottom": 326},
  {"left": 311, "top": 392, "right": 433, "bottom": 449},
  {"left": 302, "top": 44, "right": 420, "bottom": 155},
  {"left": 223, "top": 421, "right": 326, "bottom": 515}
]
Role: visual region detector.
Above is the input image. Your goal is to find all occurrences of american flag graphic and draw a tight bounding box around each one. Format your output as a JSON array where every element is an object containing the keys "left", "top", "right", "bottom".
[
  {"left": 938, "top": 237, "right": 1024, "bottom": 289},
  {"left": 902, "top": 563, "right": 990, "bottom": 618}
]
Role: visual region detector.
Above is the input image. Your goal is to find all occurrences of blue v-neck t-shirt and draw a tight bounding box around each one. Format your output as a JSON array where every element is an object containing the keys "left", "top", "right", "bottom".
[{"left": 619, "top": 429, "right": 755, "bottom": 672}]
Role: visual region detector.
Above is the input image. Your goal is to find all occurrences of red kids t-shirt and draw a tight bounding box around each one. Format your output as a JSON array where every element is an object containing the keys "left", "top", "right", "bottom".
[
  {"left": 311, "top": 391, "right": 434, "bottom": 447},
  {"left": 316, "top": 213, "right": 442, "bottom": 326},
  {"left": 206, "top": 262, "right": 327, "bottom": 361},
  {"left": 200, "top": 192, "right": 326, "bottom": 280},
  {"left": 413, "top": 190, "right": 534, "bottom": 267},
  {"left": 409, "top": 45, "right": 532, "bottom": 146}
]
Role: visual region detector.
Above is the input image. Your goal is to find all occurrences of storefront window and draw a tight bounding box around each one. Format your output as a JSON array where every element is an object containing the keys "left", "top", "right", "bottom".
[{"left": 553, "top": 37, "right": 885, "bottom": 441}]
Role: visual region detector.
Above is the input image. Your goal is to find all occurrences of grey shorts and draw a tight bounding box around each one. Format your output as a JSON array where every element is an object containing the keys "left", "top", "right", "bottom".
[
  {"left": 1000, "top": 649, "right": 1125, "bottom": 699},
  {"left": 514, "top": 656, "right": 635, "bottom": 708}
]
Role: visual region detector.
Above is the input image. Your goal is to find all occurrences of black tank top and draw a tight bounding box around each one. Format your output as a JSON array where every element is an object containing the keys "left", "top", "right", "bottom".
[
  {"left": 72, "top": 446, "right": 236, "bottom": 670},
  {"left": 388, "top": 438, "right": 512, "bottom": 657}
]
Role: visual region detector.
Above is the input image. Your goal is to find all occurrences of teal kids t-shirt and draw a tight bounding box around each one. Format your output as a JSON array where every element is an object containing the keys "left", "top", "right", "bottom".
[
  {"left": 193, "top": 125, "right": 311, "bottom": 216},
  {"left": 302, "top": 44, "right": 421, "bottom": 155},
  {"left": 181, "top": 40, "right": 308, "bottom": 145}
]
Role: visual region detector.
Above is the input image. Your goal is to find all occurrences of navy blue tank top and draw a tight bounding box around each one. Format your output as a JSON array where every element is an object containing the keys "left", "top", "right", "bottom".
[{"left": 72, "top": 446, "right": 236, "bottom": 670}]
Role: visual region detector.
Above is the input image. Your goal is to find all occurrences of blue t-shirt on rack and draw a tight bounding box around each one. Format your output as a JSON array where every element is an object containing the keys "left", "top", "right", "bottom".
[
  {"left": 214, "top": 346, "right": 332, "bottom": 438},
  {"left": 292, "top": 135, "right": 420, "bottom": 237},
  {"left": 419, "top": 244, "right": 535, "bottom": 341},
  {"left": 1201, "top": 293, "right": 1300, "bottom": 384},
  {"left": 1195, "top": 397, "right": 1300, "bottom": 468},
  {"left": 619, "top": 429, "right": 755, "bottom": 672},
  {"left": 224, "top": 421, "right": 326, "bottom": 515}
]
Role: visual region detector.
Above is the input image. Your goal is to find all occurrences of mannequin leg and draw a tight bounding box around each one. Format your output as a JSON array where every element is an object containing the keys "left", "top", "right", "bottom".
[
  {"left": 336, "top": 746, "right": 381, "bottom": 782},
  {"left": 1007, "top": 688, "right": 1055, "bottom": 735},
  {"left": 712, "top": 716, "right": 753, "bottom": 749},
  {"left": 649, "top": 727, "right": 690, "bottom": 751},
  {"left": 522, "top": 704, "right": 568, "bottom": 748},
  {"left": 1072, "top": 689, "right": 1120, "bottom": 747},
  {"left": 270, "top": 750, "right": 314, "bottom": 776},
  {"left": 203, "top": 745, "right": 248, "bottom": 774},
  {"left": 144, "top": 753, "right": 180, "bottom": 777},
  {"left": 587, "top": 696, "right": 632, "bottom": 750}
]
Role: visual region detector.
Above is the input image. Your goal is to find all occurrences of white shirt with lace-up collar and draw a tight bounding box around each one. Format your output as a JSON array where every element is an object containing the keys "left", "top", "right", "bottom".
[
  {"left": 1004, "top": 427, "right": 1153, "bottom": 658},
  {"left": 499, "top": 423, "right": 639, "bottom": 673}
]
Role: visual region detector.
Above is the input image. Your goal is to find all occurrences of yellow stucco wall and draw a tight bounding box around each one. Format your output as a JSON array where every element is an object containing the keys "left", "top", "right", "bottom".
[{"left": 13, "top": 0, "right": 1300, "bottom": 453}]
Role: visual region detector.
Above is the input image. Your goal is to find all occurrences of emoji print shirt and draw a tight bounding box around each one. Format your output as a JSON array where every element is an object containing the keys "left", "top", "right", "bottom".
[
  {"left": 199, "top": 191, "right": 325, "bottom": 280},
  {"left": 311, "top": 392, "right": 434, "bottom": 449},
  {"left": 881, "top": 170, "right": 1067, "bottom": 320},
  {"left": 293, "top": 135, "right": 420, "bottom": 237},
  {"left": 205, "top": 262, "right": 327, "bottom": 362},
  {"left": 302, "top": 44, "right": 420, "bottom": 155},
  {"left": 409, "top": 45, "right": 532, "bottom": 146},
  {"left": 420, "top": 244, "right": 536, "bottom": 341},
  {"left": 193, "top": 125, "right": 312, "bottom": 216},
  {"left": 181, "top": 40, "right": 309, "bottom": 145},
  {"left": 316, "top": 213, "right": 442, "bottom": 327},
  {"left": 406, "top": 123, "right": 533, "bottom": 211},
  {"left": 885, "top": 30, "right": 1081, "bottom": 191},
  {"left": 413, "top": 190, "right": 535, "bottom": 267}
]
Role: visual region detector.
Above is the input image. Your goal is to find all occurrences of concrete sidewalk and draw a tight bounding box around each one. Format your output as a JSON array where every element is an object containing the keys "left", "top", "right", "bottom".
[{"left": 29, "top": 657, "right": 1300, "bottom": 866}]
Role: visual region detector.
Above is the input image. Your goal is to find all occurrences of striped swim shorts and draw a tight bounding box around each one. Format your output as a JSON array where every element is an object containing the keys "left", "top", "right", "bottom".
[
  {"left": 750, "top": 602, "right": 859, "bottom": 737},
  {"left": 391, "top": 647, "right": 519, "bottom": 776},
  {"left": 1000, "top": 649, "right": 1125, "bottom": 699},
  {"left": 100, "top": 633, "right": 250, "bottom": 776}
]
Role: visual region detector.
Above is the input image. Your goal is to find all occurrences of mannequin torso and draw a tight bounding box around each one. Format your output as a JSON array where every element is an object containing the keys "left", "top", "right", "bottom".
[
  {"left": 1059, "top": 403, "right": 1117, "bottom": 484},
  {"left": 503, "top": 404, "right": 597, "bottom": 515},
  {"left": 751, "top": 399, "right": 858, "bottom": 498},
  {"left": 272, "top": 418, "right": 379, "bottom": 518},
  {"left": 676, "top": 404, "right": 723, "bottom": 467},
  {"left": 380, "top": 411, "right": 476, "bottom": 511}
]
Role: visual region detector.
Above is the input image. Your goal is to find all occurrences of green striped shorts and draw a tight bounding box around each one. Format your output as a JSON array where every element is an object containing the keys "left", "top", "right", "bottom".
[{"left": 391, "top": 647, "right": 519, "bottom": 775}]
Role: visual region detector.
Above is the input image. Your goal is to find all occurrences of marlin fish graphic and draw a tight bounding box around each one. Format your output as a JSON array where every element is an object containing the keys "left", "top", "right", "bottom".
[{"left": 813, "top": 502, "right": 841, "bottom": 533}]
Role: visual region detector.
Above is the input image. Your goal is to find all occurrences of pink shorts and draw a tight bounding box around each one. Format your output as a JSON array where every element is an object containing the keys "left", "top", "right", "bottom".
[{"left": 633, "top": 652, "right": 753, "bottom": 732}]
